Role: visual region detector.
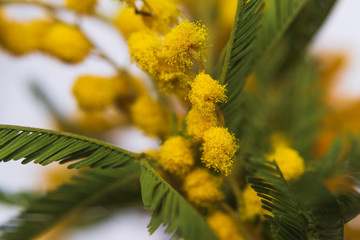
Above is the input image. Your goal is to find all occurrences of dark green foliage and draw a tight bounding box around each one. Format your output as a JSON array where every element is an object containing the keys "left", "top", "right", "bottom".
[
  {"left": 0, "top": 190, "right": 40, "bottom": 207},
  {"left": 0, "top": 162, "right": 141, "bottom": 240},
  {"left": 286, "top": 0, "right": 338, "bottom": 59},
  {"left": 254, "top": 0, "right": 308, "bottom": 61},
  {"left": 219, "top": 0, "right": 264, "bottom": 137},
  {"left": 246, "top": 156, "right": 308, "bottom": 240},
  {"left": 0, "top": 125, "right": 138, "bottom": 169},
  {"left": 140, "top": 161, "right": 218, "bottom": 240}
]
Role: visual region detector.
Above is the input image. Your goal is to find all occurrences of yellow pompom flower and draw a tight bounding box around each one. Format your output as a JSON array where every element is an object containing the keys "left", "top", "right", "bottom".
[
  {"left": 158, "top": 136, "right": 194, "bottom": 176},
  {"left": 186, "top": 108, "right": 219, "bottom": 141},
  {"left": 114, "top": 7, "right": 147, "bottom": 39},
  {"left": 72, "top": 75, "right": 117, "bottom": 111},
  {"left": 183, "top": 168, "right": 224, "bottom": 208},
  {"left": 65, "top": 0, "right": 97, "bottom": 13},
  {"left": 162, "top": 20, "right": 207, "bottom": 70},
  {"left": 128, "top": 30, "right": 161, "bottom": 75},
  {"left": 201, "top": 127, "right": 238, "bottom": 176},
  {"left": 142, "top": 0, "right": 179, "bottom": 33},
  {"left": 266, "top": 142, "right": 305, "bottom": 181},
  {"left": 41, "top": 23, "right": 92, "bottom": 63},
  {"left": 241, "top": 184, "right": 265, "bottom": 222},
  {"left": 188, "top": 72, "right": 227, "bottom": 117},
  {"left": 207, "top": 211, "right": 244, "bottom": 240},
  {"left": 0, "top": 11, "right": 51, "bottom": 55},
  {"left": 130, "top": 95, "right": 172, "bottom": 137}
]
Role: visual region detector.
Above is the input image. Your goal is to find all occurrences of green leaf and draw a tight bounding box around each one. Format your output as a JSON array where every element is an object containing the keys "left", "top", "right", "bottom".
[
  {"left": 219, "top": 0, "right": 265, "bottom": 136},
  {"left": 254, "top": 0, "right": 308, "bottom": 61},
  {"left": 0, "top": 125, "right": 139, "bottom": 169},
  {"left": 285, "top": 0, "right": 338, "bottom": 59},
  {"left": 0, "top": 190, "right": 40, "bottom": 207},
  {"left": 336, "top": 191, "right": 360, "bottom": 223},
  {"left": 290, "top": 173, "right": 344, "bottom": 240},
  {"left": 140, "top": 161, "right": 218, "bottom": 240},
  {"left": 0, "top": 162, "right": 141, "bottom": 239},
  {"left": 245, "top": 156, "right": 308, "bottom": 240}
]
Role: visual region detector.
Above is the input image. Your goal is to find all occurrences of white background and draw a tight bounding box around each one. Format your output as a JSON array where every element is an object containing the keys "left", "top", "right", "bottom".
[{"left": 1, "top": 0, "right": 360, "bottom": 239}]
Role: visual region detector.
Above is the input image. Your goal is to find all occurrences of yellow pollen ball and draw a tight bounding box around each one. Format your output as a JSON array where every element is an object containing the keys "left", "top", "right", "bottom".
[
  {"left": 266, "top": 143, "right": 305, "bottom": 181},
  {"left": 158, "top": 136, "right": 194, "bottom": 176},
  {"left": 114, "top": 7, "right": 147, "bottom": 39},
  {"left": 72, "top": 75, "right": 117, "bottom": 111},
  {"left": 241, "top": 184, "right": 265, "bottom": 222},
  {"left": 128, "top": 30, "right": 161, "bottom": 75},
  {"left": 129, "top": 95, "right": 172, "bottom": 137},
  {"left": 65, "top": 0, "right": 97, "bottom": 13},
  {"left": 41, "top": 23, "right": 92, "bottom": 63},
  {"left": 0, "top": 11, "right": 51, "bottom": 55},
  {"left": 207, "top": 211, "right": 244, "bottom": 240},
  {"left": 183, "top": 168, "right": 224, "bottom": 208},
  {"left": 186, "top": 108, "right": 219, "bottom": 141},
  {"left": 142, "top": 0, "right": 179, "bottom": 33},
  {"left": 188, "top": 72, "right": 227, "bottom": 117},
  {"left": 162, "top": 19, "right": 208, "bottom": 70},
  {"left": 201, "top": 127, "right": 238, "bottom": 176}
]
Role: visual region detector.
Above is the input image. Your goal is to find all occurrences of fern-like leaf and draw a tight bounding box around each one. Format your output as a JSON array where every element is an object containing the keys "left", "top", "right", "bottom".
[
  {"left": 0, "top": 190, "right": 39, "bottom": 207},
  {"left": 219, "top": 0, "right": 264, "bottom": 136},
  {"left": 246, "top": 156, "right": 308, "bottom": 240},
  {"left": 0, "top": 162, "right": 141, "bottom": 239},
  {"left": 140, "top": 161, "right": 218, "bottom": 240},
  {"left": 0, "top": 125, "right": 138, "bottom": 169},
  {"left": 254, "top": 0, "right": 308, "bottom": 61}
]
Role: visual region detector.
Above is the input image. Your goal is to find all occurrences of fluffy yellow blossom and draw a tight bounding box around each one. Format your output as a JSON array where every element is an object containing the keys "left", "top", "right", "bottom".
[
  {"left": 142, "top": 0, "right": 179, "bottom": 33},
  {"left": 72, "top": 75, "right": 117, "bottom": 111},
  {"left": 186, "top": 108, "right": 219, "bottom": 141},
  {"left": 41, "top": 23, "right": 92, "bottom": 63},
  {"left": 128, "top": 30, "right": 161, "bottom": 74},
  {"left": 114, "top": 7, "right": 147, "bottom": 39},
  {"left": 266, "top": 143, "right": 305, "bottom": 181},
  {"left": 188, "top": 72, "right": 227, "bottom": 117},
  {"left": 162, "top": 20, "right": 207, "bottom": 70},
  {"left": 207, "top": 211, "right": 244, "bottom": 240},
  {"left": 241, "top": 184, "right": 265, "bottom": 222},
  {"left": 0, "top": 11, "right": 51, "bottom": 55},
  {"left": 201, "top": 127, "right": 238, "bottom": 176},
  {"left": 183, "top": 168, "right": 224, "bottom": 208},
  {"left": 158, "top": 136, "right": 194, "bottom": 176},
  {"left": 65, "top": 0, "right": 97, "bottom": 13},
  {"left": 130, "top": 95, "right": 172, "bottom": 137}
]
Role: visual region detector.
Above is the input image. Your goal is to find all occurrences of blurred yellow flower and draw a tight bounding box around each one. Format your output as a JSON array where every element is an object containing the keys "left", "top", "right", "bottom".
[
  {"left": 114, "top": 7, "right": 147, "bottom": 39},
  {"left": 186, "top": 108, "right": 219, "bottom": 141},
  {"left": 266, "top": 141, "right": 305, "bottom": 181},
  {"left": 129, "top": 95, "right": 172, "bottom": 137},
  {"left": 188, "top": 72, "right": 227, "bottom": 117},
  {"left": 142, "top": 0, "right": 179, "bottom": 33},
  {"left": 183, "top": 168, "right": 224, "bottom": 208},
  {"left": 0, "top": 10, "right": 51, "bottom": 55},
  {"left": 41, "top": 23, "right": 92, "bottom": 63},
  {"left": 65, "top": 0, "right": 97, "bottom": 13},
  {"left": 241, "top": 184, "right": 264, "bottom": 222},
  {"left": 201, "top": 127, "right": 238, "bottom": 176},
  {"left": 162, "top": 20, "right": 207, "bottom": 70},
  {"left": 72, "top": 75, "right": 117, "bottom": 111},
  {"left": 207, "top": 211, "right": 244, "bottom": 240},
  {"left": 158, "top": 136, "right": 194, "bottom": 176}
]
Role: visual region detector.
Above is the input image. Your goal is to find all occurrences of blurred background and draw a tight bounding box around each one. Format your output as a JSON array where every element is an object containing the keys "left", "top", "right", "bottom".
[{"left": 0, "top": 0, "right": 360, "bottom": 239}]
